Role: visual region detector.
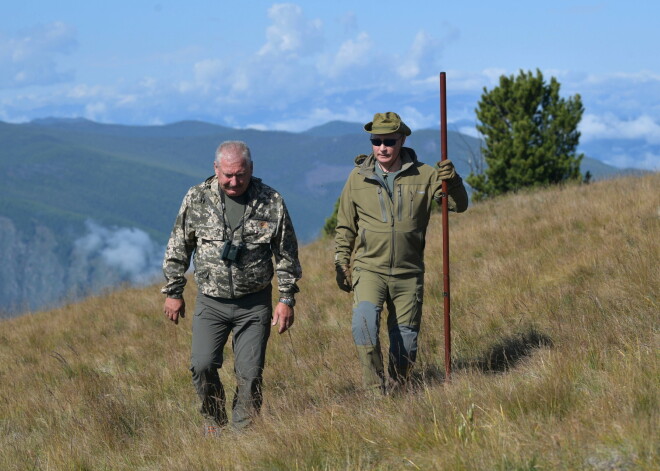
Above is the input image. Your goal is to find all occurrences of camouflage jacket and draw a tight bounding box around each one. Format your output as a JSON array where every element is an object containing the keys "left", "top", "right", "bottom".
[
  {"left": 335, "top": 147, "right": 468, "bottom": 276},
  {"left": 162, "top": 176, "right": 302, "bottom": 299}
]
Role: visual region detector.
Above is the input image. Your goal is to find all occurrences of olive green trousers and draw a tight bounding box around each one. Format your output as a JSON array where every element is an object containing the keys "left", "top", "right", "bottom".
[{"left": 351, "top": 268, "right": 423, "bottom": 392}]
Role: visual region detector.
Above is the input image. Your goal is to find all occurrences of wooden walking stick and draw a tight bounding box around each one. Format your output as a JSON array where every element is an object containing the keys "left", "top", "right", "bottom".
[{"left": 439, "top": 72, "right": 452, "bottom": 380}]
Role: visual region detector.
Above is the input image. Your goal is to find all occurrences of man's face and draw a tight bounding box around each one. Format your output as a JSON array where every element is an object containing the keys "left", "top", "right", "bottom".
[
  {"left": 371, "top": 133, "right": 405, "bottom": 167},
  {"left": 215, "top": 154, "right": 253, "bottom": 197}
]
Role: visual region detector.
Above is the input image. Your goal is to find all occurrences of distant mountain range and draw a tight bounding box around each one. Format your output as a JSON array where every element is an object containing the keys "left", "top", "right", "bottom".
[{"left": 0, "top": 118, "right": 641, "bottom": 317}]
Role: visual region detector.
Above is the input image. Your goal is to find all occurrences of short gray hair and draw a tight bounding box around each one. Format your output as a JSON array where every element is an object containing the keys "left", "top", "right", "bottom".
[{"left": 215, "top": 141, "right": 252, "bottom": 165}]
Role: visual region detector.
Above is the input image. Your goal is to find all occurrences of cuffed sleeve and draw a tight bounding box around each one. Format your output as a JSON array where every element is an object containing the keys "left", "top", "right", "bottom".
[
  {"left": 161, "top": 189, "right": 196, "bottom": 298},
  {"left": 433, "top": 172, "right": 469, "bottom": 213}
]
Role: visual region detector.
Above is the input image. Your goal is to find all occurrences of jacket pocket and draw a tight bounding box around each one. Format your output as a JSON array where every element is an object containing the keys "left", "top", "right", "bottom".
[
  {"left": 357, "top": 228, "right": 391, "bottom": 269},
  {"left": 393, "top": 229, "right": 425, "bottom": 271},
  {"left": 242, "top": 219, "right": 277, "bottom": 245},
  {"left": 195, "top": 227, "right": 227, "bottom": 266}
]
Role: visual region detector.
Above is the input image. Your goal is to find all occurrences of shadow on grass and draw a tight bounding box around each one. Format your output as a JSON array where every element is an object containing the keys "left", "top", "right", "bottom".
[
  {"left": 413, "top": 326, "right": 554, "bottom": 386},
  {"left": 465, "top": 326, "right": 553, "bottom": 373}
]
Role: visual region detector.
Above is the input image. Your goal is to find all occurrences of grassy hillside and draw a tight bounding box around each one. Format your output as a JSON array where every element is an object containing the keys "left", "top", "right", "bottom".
[{"left": 1, "top": 173, "right": 657, "bottom": 470}]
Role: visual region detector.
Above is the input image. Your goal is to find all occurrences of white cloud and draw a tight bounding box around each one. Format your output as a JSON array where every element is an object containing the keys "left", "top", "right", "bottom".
[
  {"left": 250, "top": 106, "right": 367, "bottom": 132},
  {"left": 0, "top": 22, "right": 77, "bottom": 88},
  {"left": 116, "top": 95, "right": 137, "bottom": 107},
  {"left": 245, "top": 123, "right": 268, "bottom": 131},
  {"left": 398, "top": 106, "right": 436, "bottom": 131},
  {"left": 319, "top": 32, "right": 372, "bottom": 78},
  {"left": 481, "top": 68, "right": 510, "bottom": 85},
  {"left": 176, "top": 5, "right": 328, "bottom": 104},
  {"left": 421, "top": 69, "right": 505, "bottom": 93},
  {"left": 338, "top": 11, "right": 358, "bottom": 35},
  {"left": 581, "top": 113, "right": 660, "bottom": 144},
  {"left": 192, "top": 58, "right": 228, "bottom": 92},
  {"left": 139, "top": 77, "right": 157, "bottom": 90},
  {"left": 74, "top": 220, "right": 163, "bottom": 284},
  {"left": 85, "top": 102, "right": 107, "bottom": 121},
  {"left": 177, "top": 80, "right": 194, "bottom": 94},
  {"left": 397, "top": 31, "right": 439, "bottom": 80},
  {"left": 67, "top": 84, "right": 105, "bottom": 99},
  {"left": 258, "top": 3, "right": 324, "bottom": 58},
  {"left": 459, "top": 126, "right": 480, "bottom": 138},
  {"left": 229, "top": 68, "right": 251, "bottom": 94},
  {"left": 602, "top": 150, "right": 660, "bottom": 171},
  {"left": 583, "top": 70, "right": 660, "bottom": 85}
]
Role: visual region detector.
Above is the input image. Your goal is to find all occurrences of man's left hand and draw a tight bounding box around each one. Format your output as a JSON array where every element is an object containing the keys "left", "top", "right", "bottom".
[
  {"left": 436, "top": 159, "right": 457, "bottom": 180},
  {"left": 272, "top": 302, "right": 294, "bottom": 334}
]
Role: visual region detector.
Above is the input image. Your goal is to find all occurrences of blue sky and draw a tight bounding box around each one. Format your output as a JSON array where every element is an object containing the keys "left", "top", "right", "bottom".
[{"left": 1, "top": 0, "right": 659, "bottom": 170}]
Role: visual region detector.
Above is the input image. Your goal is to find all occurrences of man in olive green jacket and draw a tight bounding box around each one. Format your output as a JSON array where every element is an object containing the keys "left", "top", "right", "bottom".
[{"left": 334, "top": 112, "right": 468, "bottom": 394}]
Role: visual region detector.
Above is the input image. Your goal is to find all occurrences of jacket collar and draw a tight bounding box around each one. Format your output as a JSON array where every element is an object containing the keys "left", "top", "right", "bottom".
[
  {"left": 202, "top": 175, "right": 263, "bottom": 213},
  {"left": 201, "top": 176, "right": 264, "bottom": 234},
  {"left": 204, "top": 175, "right": 262, "bottom": 199}
]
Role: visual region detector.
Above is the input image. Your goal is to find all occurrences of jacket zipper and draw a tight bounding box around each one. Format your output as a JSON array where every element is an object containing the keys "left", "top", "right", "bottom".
[
  {"left": 397, "top": 185, "right": 402, "bottom": 221},
  {"left": 389, "top": 188, "right": 395, "bottom": 273},
  {"left": 377, "top": 187, "right": 388, "bottom": 223},
  {"left": 366, "top": 168, "right": 405, "bottom": 273}
]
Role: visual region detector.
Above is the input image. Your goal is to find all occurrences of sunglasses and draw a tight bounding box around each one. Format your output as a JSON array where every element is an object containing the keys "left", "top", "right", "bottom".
[{"left": 370, "top": 138, "right": 399, "bottom": 147}]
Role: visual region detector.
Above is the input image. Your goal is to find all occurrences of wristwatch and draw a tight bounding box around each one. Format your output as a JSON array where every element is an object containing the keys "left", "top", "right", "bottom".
[{"left": 279, "top": 296, "right": 295, "bottom": 307}]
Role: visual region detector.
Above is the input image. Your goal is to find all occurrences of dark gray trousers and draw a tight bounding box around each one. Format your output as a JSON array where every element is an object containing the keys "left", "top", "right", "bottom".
[{"left": 190, "top": 287, "right": 272, "bottom": 428}]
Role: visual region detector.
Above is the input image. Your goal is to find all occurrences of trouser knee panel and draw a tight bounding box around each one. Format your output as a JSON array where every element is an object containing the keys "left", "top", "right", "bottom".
[
  {"left": 389, "top": 324, "right": 419, "bottom": 365},
  {"left": 352, "top": 301, "right": 381, "bottom": 346}
]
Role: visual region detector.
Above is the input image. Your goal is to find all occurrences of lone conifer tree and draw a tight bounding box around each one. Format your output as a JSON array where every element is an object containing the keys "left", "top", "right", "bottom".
[{"left": 468, "top": 69, "right": 584, "bottom": 201}]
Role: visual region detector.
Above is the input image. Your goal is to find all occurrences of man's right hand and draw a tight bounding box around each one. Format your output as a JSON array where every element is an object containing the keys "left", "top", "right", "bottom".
[
  {"left": 164, "top": 297, "right": 186, "bottom": 324},
  {"left": 335, "top": 265, "right": 353, "bottom": 292}
]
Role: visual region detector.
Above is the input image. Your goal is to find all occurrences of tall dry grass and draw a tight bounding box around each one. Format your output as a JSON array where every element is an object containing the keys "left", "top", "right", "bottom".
[{"left": 1, "top": 173, "right": 658, "bottom": 470}]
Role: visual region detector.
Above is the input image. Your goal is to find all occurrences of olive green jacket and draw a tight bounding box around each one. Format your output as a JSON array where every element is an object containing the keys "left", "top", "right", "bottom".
[{"left": 334, "top": 147, "right": 468, "bottom": 275}]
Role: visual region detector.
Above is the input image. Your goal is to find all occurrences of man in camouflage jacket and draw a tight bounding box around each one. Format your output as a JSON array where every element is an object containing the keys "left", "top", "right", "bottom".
[
  {"left": 162, "top": 140, "right": 302, "bottom": 431},
  {"left": 334, "top": 112, "right": 468, "bottom": 395}
]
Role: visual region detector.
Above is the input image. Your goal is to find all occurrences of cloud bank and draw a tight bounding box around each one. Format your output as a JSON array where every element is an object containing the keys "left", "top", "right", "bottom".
[
  {"left": 74, "top": 220, "right": 164, "bottom": 285},
  {"left": 0, "top": 22, "right": 77, "bottom": 88},
  {"left": 0, "top": 3, "right": 658, "bottom": 170}
]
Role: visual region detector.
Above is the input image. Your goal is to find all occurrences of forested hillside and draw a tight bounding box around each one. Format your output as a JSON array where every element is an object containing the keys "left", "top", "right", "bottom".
[{"left": 0, "top": 118, "right": 635, "bottom": 316}]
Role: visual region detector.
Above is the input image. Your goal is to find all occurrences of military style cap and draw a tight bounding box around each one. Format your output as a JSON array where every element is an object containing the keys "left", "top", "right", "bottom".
[{"left": 364, "top": 111, "right": 411, "bottom": 136}]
